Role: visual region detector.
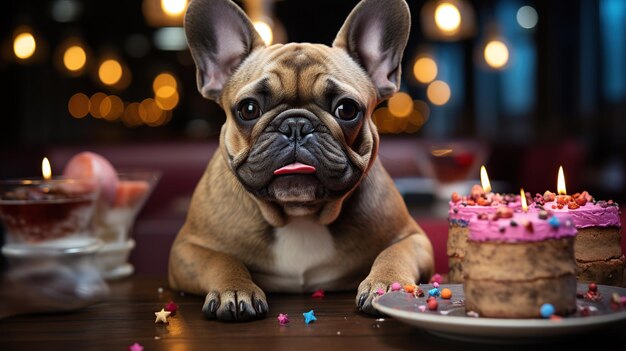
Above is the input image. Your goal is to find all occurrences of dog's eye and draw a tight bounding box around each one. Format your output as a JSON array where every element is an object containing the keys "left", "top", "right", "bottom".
[
  {"left": 334, "top": 100, "right": 360, "bottom": 120},
  {"left": 238, "top": 100, "right": 261, "bottom": 120}
]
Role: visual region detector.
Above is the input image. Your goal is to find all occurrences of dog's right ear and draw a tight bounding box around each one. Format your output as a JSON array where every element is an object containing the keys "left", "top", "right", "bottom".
[{"left": 184, "top": 0, "right": 265, "bottom": 102}]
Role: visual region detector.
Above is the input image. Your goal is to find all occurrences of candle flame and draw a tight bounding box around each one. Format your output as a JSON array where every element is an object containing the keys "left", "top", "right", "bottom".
[
  {"left": 42, "top": 157, "right": 52, "bottom": 180},
  {"left": 480, "top": 165, "right": 492, "bottom": 193},
  {"left": 520, "top": 188, "right": 528, "bottom": 212},
  {"left": 557, "top": 166, "right": 567, "bottom": 195}
]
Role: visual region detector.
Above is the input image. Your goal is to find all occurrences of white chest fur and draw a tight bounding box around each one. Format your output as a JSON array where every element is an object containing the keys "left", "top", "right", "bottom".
[{"left": 255, "top": 217, "right": 339, "bottom": 292}]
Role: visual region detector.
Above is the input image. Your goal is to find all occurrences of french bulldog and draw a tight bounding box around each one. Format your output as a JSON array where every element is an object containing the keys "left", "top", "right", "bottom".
[{"left": 168, "top": 0, "right": 434, "bottom": 321}]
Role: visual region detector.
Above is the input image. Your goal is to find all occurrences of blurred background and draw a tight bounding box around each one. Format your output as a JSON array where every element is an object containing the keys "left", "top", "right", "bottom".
[{"left": 1, "top": 0, "right": 625, "bottom": 275}]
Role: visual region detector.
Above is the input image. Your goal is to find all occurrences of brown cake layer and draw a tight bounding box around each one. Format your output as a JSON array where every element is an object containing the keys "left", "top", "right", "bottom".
[
  {"left": 447, "top": 224, "right": 469, "bottom": 258},
  {"left": 576, "top": 255, "right": 625, "bottom": 287},
  {"left": 447, "top": 256, "right": 464, "bottom": 283},
  {"left": 574, "top": 227, "right": 622, "bottom": 262},
  {"left": 464, "top": 238, "right": 576, "bottom": 281},
  {"left": 464, "top": 275, "right": 577, "bottom": 318},
  {"left": 447, "top": 224, "right": 469, "bottom": 283}
]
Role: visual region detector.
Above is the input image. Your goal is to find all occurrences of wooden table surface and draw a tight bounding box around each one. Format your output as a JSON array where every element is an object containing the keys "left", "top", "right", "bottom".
[{"left": 1, "top": 276, "right": 625, "bottom": 351}]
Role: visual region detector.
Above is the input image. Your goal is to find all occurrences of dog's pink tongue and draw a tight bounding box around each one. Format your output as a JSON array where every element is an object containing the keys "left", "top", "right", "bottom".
[{"left": 273, "top": 162, "right": 316, "bottom": 175}]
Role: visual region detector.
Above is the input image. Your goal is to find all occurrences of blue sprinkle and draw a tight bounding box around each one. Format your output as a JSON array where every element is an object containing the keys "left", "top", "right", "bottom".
[
  {"left": 540, "top": 303, "right": 555, "bottom": 318},
  {"left": 303, "top": 310, "right": 317, "bottom": 324},
  {"left": 428, "top": 288, "right": 440, "bottom": 297},
  {"left": 548, "top": 216, "right": 560, "bottom": 228}
]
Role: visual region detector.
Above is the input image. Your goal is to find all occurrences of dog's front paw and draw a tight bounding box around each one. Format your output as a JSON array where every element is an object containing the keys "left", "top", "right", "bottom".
[
  {"left": 356, "top": 277, "right": 413, "bottom": 315},
  {"left": 202, "top": 281, "right": 268, "bottom": 322}
]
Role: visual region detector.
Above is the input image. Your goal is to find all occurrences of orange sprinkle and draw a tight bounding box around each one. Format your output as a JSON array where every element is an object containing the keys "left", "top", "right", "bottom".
[
  {"left": 441, "top": 288, "right": 452, "bottom": 299},
  {"left": 403, "top": 284, "right": 416, "bottom": 293},
  {"left": 568, "top": 201, "right": 580, "bottom": 210}
]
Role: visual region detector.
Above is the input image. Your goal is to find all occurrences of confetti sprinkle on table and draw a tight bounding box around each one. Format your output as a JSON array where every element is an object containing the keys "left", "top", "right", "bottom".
[
  {"left": 155, "top": 308, "right": 171, "bottom": 324},
  {"left": 303, "top": 310, "right": 317, "bottom": 324}
]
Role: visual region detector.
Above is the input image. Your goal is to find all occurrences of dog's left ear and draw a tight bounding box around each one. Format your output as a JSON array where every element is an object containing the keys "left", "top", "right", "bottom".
[{"left": 333, "top": 0, "right": 411, "bottom": 100}]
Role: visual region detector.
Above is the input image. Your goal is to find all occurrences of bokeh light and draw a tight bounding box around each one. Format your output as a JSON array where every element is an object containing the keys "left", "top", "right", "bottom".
[
  {"left": 138, "top": 98, "right": 164, "bottom": 125},
  {"left": 253, "top": 21, "right": 273, "bottom": 46},
  {"left": 413, "top": 56, "right": 438, "bottom": 84},
  {"left": 152, "top": 72, "right": 180, "bottom": 111},
  {"left": 373, "top": 107, "right": 393, "bottom": 134},
  {"left": 68, "top": 93, "right": 90, "bottom": 118},
  {"left": 161, "top": 0, "right": 187, "bottom": 17},
  {"left": 89, "top": 92, "right": 107, "bottom": 118},
  {"left": 484, "top": 40, "right": 509, "bottom": 69},
  {"left": 155, "top": 90, "right": 179, "bottom": 110},
  {"left": 427, "top": 80, "right": 451, "bottom": 106},
  {"left": 98, "top": 59, "right": 123, "bottom": 85},
  {"left": 434, "top": 2, "right": 461, "bottom": 33},
  {"left": 517, "top": 6, "right": 538, "bottom": 29},
  {"left": 153, "top": 72, "right": 177, "bottom": 92},
  {"left": 122, "top": 102, "right": 142, "bottom": 127},
  {"left": 13, "top": 32, "right": 36, "bottom": 60},
  {"left": 406, "top": 100, "right": 430, "bottom": 133},
  {"left": 52, "top": 0, "right": 82, "bottom": 23},
  {"left": 100, "top": 95, "right": 124, "bottom": 121},
  {"left": 388, "top": 92, "right": 414, "bottom": 117},
  {"left": 63, "top": 45, "right": 86, "bottom": 71}
]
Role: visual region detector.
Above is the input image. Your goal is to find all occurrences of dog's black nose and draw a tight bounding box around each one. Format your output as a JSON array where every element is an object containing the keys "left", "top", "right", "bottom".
[{"left": 278, "top": 117, "right": 314, "bottom": 141}]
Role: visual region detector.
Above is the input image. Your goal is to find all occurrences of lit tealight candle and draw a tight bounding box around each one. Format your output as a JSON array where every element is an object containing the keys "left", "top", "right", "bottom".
[
  {"left": 42, "top": 157, "right": 52, "bottom": 180},
  {"left": 0, "top": 157, "right": 100, "bottom": 244}
]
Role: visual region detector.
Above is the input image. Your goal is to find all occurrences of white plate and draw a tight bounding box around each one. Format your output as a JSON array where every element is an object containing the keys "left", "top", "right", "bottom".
[{"left": 372, "top": 283, "right": 626, "bottom": 343}]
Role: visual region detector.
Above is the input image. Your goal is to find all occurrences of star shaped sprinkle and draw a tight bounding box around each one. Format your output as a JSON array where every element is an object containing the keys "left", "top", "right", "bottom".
[
  {"left": 311, "top": 289, "right": 325, "bottom": 298},
  {"left": 277, "top": 313, "right": 290, "bottom": 325},
  {"left": 303, "top": 310, "right": 317, "bottom": 324},
  {"left": 155, "top": 308, "right": 171, "bottom": 324},
  {"left": 129, "top": 342, "right": 144, "bottom": 351},
  {"left": 165, "top": 300, "right": 179, "bottom": 314}
]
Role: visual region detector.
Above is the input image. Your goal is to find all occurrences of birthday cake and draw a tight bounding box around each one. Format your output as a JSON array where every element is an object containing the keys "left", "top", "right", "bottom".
[
  {"left": 447, "top": 185, "right": 521, "bottom": 283},
  {"left": 463, "top": 209, "right": 578, "bottom": 318},
  {"left": 533, "top": 191, "right": 624, "bottom": 287}
]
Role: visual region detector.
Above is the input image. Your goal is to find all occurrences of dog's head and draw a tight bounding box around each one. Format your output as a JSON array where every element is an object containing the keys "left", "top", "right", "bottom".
[{"left": 185, "top": 0, "right": 411, "bottom": 226}]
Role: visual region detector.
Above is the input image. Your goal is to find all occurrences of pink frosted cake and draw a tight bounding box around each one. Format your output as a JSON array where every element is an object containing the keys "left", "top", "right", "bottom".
[
  {"left": 533, "top": 191, "right": 624, "bottom": 286},
  {"left": 463, "top": 209, "right": 578, "bottom": 318},
  {"left": 447, "top": 185, "right": 522, "bottom": 283}
]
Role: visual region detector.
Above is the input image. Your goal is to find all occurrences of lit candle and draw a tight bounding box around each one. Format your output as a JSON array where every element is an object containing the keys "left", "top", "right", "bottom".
[
  {"left": 480, "top": 165, "right": 491, "bottom": 193},
  {"left": 0, "top": 158, "right": 100, "bottom": 244},
  {"left": 520, "top": 188, "right": 528, "bottom": 212},
  {"left": 557, "top": 165, "right": 566, "bottom": 195},
  {"left": 42, "top": 157, "right": 52, "bottom": 180}
]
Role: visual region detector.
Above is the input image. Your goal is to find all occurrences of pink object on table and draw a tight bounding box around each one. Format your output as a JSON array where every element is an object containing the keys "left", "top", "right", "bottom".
[
  {"left": 311, "top": 289, "right": 325, "bottom": 298},
  {"left": 164, "top": 300, "right": 178, "bottom": 313},
  {"left": 429, "top": 273, "right": 443, "bottom": 284},
  {"left": 277, "top": 313, "right": 289, "bottom": 325},
  {"left": 114, "top": 180, "right": 150, "bottom": 207},
  {"left": 63, "top": 151, "right": 119, "bottom": 205}
]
